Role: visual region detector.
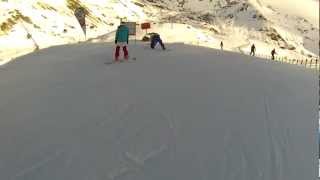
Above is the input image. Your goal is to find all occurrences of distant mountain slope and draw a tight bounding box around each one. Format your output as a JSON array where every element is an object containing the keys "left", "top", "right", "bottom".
[
  {"left": 0, "top": 0, "right": 318, "bottom": 63},
  {"left": 141, "top": 0, "right": 319, "bottom": 57}
]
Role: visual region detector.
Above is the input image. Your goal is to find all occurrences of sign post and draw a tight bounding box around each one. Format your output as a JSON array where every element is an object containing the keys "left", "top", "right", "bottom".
[{"left": 141, "top": 22, "right": 151, "bottom": 35}]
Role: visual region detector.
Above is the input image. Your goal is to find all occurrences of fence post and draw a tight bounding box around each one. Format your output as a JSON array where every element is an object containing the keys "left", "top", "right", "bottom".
[{"left": 305, "top": 59, "right": 307, "bottom": 67}]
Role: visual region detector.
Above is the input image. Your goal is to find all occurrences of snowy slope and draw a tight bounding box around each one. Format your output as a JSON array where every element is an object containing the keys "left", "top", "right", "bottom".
[
  {"left": 0, "top": 0, "right": 150, "bottom": 63},
  {"left": 260, "top": 0, "right": 319, "bottom": 27},
  {"left": 145, "top": 0, "right": 319, "bottom": 58},
  {"left": 0, "top": 42, "right": 317, "bottom": 180},
  {"left": 0, "top": 0, "right": 319, "bottom": 64}
]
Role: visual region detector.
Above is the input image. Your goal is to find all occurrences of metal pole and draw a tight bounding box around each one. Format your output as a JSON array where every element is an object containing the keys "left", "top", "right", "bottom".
[
  {"left": 20, "top": 20, "right": 39, "bottom": 50},
  {"left": 171, "top": 16, "right": 173, "bottom": 29},
  {"left": 305, "top": 59, "right": 308, "bottom": 67}
]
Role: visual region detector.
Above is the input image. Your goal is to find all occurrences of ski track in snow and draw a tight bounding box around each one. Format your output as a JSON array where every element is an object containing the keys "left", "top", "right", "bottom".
[
  {"left": 12, "top": 150, "right": 65, "bottom": 179},
  {"left": 108, "top": 112, "right": 175, "bottom": 179}
]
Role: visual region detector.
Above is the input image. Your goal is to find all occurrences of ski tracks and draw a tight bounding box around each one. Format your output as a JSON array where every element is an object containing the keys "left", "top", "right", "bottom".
[
  {"left": 12, "top": 150, "right": 65, "bottom": 180},
  {"left": 263, "top": 94, "right": 287, "bottom": 180},
  {"left": 107, "top": 112, "right": 178, "bottom": 180}
]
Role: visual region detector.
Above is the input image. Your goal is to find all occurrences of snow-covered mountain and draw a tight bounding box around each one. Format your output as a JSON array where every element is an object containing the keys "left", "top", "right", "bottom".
[{"left": 0, "top": 0, "right": 319, "bottom": 64}]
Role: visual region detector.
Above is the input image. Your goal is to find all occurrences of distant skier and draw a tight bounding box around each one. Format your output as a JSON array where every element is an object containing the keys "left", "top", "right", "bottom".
[
  {"left": 150, "top": 33, "right": 166, "bottom": 50},
  {"left": 114, "top": 22, "right": 129, "bottom": 61},
  {"left": 250, "top": 44, "right": 256, "bottom": 56},
  {"left": 271, "top": 48, "right": 276, "bottom": 60},
  {"left": 220, "top": 41, "right": 223, "bottom": 50}
]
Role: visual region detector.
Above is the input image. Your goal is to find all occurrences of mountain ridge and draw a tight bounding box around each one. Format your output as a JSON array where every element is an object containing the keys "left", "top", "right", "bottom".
[{"left": 0, "top": 0, "right": 318, "bottom": 63}]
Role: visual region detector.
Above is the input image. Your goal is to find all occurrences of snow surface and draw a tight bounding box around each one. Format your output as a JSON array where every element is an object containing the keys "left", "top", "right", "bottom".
[{"left": 0, "top": 42, "right": 317, "bottom": 180}]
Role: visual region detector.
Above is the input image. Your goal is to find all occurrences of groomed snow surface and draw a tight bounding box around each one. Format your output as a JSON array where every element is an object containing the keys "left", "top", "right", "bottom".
[{"left": 0, "top": 42, "right": 317, "bottom": 180}]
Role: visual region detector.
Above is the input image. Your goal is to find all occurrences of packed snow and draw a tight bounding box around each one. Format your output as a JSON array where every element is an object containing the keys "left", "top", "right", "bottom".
[{"left": 0, "top": 41, "right": 317, "bottom": 180}]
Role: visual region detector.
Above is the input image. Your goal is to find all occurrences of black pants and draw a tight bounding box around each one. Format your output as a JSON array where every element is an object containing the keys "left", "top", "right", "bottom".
[{"left": 151, "top": 37, "right": 165, "bottom": 50}]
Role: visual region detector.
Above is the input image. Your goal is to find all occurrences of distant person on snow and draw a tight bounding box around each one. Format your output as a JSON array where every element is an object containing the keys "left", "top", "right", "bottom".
[
  {"left": 250, "top": 44, "right": 256, "bottom": 56},
  {"left": 150, "top": 33, "right": 166, "bottom": 50},
  {"left": 114, "top": 22, "right": 129, "bottom": 61},
  {"left": 271, "top": 48, "right": 276, "bottom": 60},
  {"left": 220, "top": 41, "right": 223, "bottom": 50}
]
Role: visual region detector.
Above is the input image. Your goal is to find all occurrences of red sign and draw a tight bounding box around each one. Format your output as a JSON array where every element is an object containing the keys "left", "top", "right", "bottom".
[{"left": 141, "top": 23, "right": 151, "bottom": 30}]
